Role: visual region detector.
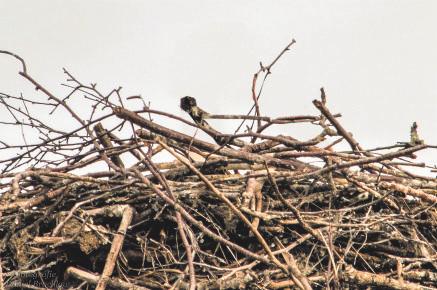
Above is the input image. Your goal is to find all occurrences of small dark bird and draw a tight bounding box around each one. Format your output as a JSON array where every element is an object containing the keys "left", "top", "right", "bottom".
[
  {"left": 180, "top": 96, "right": 197, "bottom": 112},
  {"left": 410, "top": 121, "right": 424, "bottom": 145},
  {"left": 180, "top": 96, "right": 210, "bottom": 124},
  {"left": 179, "top": 96, "right": 237, "bottom": 146}
]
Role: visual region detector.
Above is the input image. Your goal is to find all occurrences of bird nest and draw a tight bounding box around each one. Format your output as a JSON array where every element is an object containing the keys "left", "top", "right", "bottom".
[{"left": 0, "top": 45, "right": 436, "bottom": 290}]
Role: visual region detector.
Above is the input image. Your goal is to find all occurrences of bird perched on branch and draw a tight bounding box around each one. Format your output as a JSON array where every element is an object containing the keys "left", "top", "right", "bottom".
[
  {"left": 180, "top": 96, "right": 210, "bottom": 124},
  {"left": 180, "top": 96, "right": 244, "bottom": 147},
  {"left": 410, "top": 122, "right": 424, "bottom": 146}
]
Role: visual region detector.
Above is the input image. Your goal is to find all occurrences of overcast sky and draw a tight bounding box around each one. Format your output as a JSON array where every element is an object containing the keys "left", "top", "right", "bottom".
[{"left": 1, "top": 1, "right": 436, "bottom": 173}]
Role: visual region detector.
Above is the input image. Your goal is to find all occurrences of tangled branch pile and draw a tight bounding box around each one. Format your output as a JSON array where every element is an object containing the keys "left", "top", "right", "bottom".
[{"left": 0, "top": 44, "right": 436, "bottom": 290}]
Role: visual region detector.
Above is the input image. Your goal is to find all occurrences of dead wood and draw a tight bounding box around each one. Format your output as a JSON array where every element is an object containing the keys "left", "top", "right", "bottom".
[{"left": 0, "top": 43, "right": 436, "bottom": 289}]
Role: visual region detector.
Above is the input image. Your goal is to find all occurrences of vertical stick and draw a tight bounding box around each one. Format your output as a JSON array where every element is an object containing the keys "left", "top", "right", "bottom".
[{"left": 96, "top": 206, "right": 134, "bottom": 290}]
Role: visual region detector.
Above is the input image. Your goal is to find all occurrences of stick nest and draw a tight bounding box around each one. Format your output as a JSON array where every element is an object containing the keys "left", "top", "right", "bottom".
[{"left": 0, "top": 46, "right": 436, "bottom": 290}]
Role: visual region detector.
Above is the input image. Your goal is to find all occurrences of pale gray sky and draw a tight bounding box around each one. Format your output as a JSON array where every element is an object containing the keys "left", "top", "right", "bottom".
[{"left": 1, "top": 1, "right": 436, "bottom": 173}]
